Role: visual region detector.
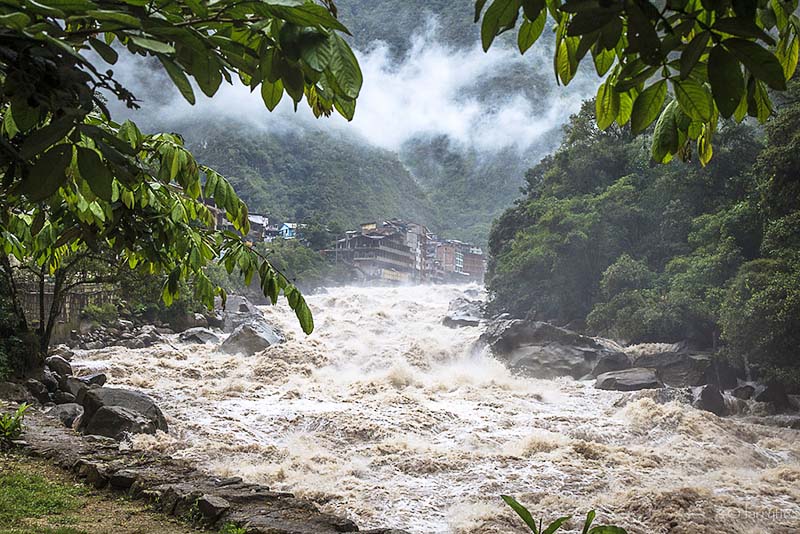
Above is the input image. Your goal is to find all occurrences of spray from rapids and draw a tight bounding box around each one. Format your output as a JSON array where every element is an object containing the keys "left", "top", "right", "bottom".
[{"left": 76, "top": 285, "right": 800, "bottom": 533}]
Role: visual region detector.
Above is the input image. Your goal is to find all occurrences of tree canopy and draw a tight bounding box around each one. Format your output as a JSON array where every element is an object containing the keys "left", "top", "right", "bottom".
[
  {"left": 476, "top": 0, "right": 798, "bottom": 165},
  {"left": 0, "top": 0, "right": 365, "bottom": 358}
]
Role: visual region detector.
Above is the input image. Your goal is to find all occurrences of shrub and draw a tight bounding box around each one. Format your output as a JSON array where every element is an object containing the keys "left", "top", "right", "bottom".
[
  {"left": 502, "top": 495, "right": 627, "bottom": 534},
  {"left": 0, "top": 403, "right": 30, "bottom": 448},
  {"left": 81, "top": 302, "right": 119, "bottom": 325}
]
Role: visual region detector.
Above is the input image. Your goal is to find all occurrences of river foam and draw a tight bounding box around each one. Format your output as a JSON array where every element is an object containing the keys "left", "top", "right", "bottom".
[{"left": 74, "top": 285, "right": 800, "bottom": 533}]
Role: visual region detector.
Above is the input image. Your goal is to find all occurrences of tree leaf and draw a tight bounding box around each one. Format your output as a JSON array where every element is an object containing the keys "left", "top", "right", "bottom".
[
  {"left": 159, "top": 56, "right": 195, "bottom": 105},
  {"left": 596, "top": 79, "right": 620, "bottom": 130},
  {"left": 631, "top": 80, "right": 666, "bottom": 134},
  {"left": 543, "top": 516, "right": 572, "bottom": 534},
  {"left": 680, "top": 31, "right": 710, "bottom": 79},
  {"left": 708, "top": 44, "right": 744, "bottom": 119},
  {"left": 652, "top": 101, "right": 680, "bottom": 163},
  {"left": 582, "top": 510, "right": 597, "bottom": 534},
  {"left": 89, "top": 37, "right": 118, "bottom": 64},
  {"left": 325, "top": 33, "right": 362, "bottom": 99},
  {"left": 130, "top": 35, "right": 175, "bottom": 54},
  {"left": 518, "top": 10, "right": 547, "bottom": 53},
  {"left": 19, "top": 117, "right": 75, "bottom": 160},
  {"left": 482, "top": 0, "right": 518, "bottom": 52},
  {"left": 724, "top": 38, "right": 787, "bottom": 90},
  {"left": 192, "top": 53, "right": 223, "bottom": 97},
  {"left": 261, "top": 79, "right": 284, "bottom": 111},
  {"left": 626, "top": 0, "right": 662, "bottom": 66},
  {"left": 712, "top": 17, "right": 775, "bottom": 45},
  {"left": 77, "top": 147, "right": 113, "bottom": 201},
  {"left": 588, "top": 527, "right": 628, "bottom": 534},
  {"left": 592, "top": 45, "right": 615, "bottom": 76},
  {"left": 673, "top": 78, "right": 713, "bottom": 121},
  {"left": 501, "top": 495, "right": 540, "bottom": 534},
  {"left": 20, "top": 144, "right": 72, "bottom": 201}
]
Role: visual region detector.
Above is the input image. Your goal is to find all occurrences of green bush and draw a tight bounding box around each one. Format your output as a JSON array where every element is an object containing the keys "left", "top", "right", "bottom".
[
  {"left": 0, "top": 404, "right": 29, "bottom": 447},
  {"left": 80, "top": 302, "right": 119, "bottom": 325},
  {"left": 502, "top": 495, "right": 626, "bottom": 534}
]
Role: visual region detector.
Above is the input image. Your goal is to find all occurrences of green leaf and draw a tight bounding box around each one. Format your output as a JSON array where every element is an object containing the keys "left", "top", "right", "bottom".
[
  {"left": 89, "top": 37, "right": 118, "bottom": 64},
  {"left": 130, "top": 36, "right": 175, "bottom": 54},
  {"left": 325, "top": 33, "right": 362, "bottom": 99},
  {"left": 261, "top": 79, "right": 284, "bottom": 111},
  {"left": 588, "top": 527, "right": 628, "bottom": 534},
  {"left": 543, "top": 516, "right": 572, "bottom": 534},
  {"left": 268, "top": 3, "right": 349, "bottom": 34},
  {"left": 77, "top": 147, "right": 113, "bottom": 201},
  {"left": 87, "top": 9, "right": 141, "bottom": 27},
  {"left": 20, "top": 144, "right": 72, "bottom": 201},
  {"left": 501, "top": 495, "right": 539, "bottom": 534},
  {"left": 518, "top": 10, "right": 547, "bottom": 53},
  {"left": 19, "top": 117, "right": 75, "bottom": 160},
  {"left": 708, "top": 44, "right": 744, "bottom": 119},
  {"left": 626, "top": 0, "right": 662, "bottom": 66},
  {"left": 617, "top": 90, "right": 634, "bottom": 126},
  {"left": 776, "top": 33, "right": 799, "bottom": 80},
  {"left": 596, "top": 80, "right": 619, "bottom": 130},
  {"left": 567, "top": 10, "right": 616, "bottom": 37},
  {"left": 652, "top": 100, "right": 680, "bottom": 163},
  {"left": 673, "top": 78, "right": 713, "bottom": 122},
  {"left": 592, "top": 45, "right": 615, "bottom": 76},
  {"left": 680, "top": 31, "right": 710, "bottom": 79},
  {"left": 631, "top": 80, "right": 666, "bottom": 134},
  {"left": 482, "top": 0, "right": 518, "bottom": 52},
  {"left": 293, "top": 294, "right": 314, "bottom": 334},
  {"left": 475, "top": 0, "right": 490, "bottom": 22},
  {"left": 159, "top": 57, "right": 195, "bottom": 105},
  {"left": 192, "top": 53, "right": 223, "bottom": 97},
  {"left": 712, "top": 17, "right": 775, "bottom": 45},
  {"left": 0, "top": 12, "right": 31, "bottom": 30},
  {"left": 747, "top": 77, "right": 773, "bottom": 122},
  {"left": 582, "top": 510, "right": 596, "bottom": 534},
  {"left": 724, "top": 38, "right": 786, "bottom": 90}
]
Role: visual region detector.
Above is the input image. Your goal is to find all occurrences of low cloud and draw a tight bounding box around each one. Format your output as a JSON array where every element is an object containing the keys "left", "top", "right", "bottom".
[{"left": 106, "top": 20, "right": 597, "bottom": 154}]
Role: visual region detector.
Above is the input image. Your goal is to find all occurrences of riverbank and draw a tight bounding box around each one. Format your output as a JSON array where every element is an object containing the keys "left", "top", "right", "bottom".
[{"left": 0, "top": 451, "right": 198, "bottom": 534}]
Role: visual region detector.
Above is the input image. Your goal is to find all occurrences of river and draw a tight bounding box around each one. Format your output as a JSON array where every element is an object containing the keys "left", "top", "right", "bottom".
[{"left": 75, "top": 284, "right": 800, "bottom": 533}]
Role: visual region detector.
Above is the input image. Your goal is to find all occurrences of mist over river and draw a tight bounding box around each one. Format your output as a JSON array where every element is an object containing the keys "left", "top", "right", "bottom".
[{"left": 75, "top": 285, "right": 800, "bottom": 533}]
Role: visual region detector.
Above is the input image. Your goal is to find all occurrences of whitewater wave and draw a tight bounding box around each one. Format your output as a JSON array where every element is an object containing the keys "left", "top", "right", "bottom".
[{"left": 75, "top": 285, "right": 800, "bottom": 533}]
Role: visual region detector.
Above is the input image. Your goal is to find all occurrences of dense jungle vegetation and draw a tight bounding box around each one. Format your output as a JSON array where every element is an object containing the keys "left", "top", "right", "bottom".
[{"left": 488, "top": 79, "right": 800, "bottom": 389}]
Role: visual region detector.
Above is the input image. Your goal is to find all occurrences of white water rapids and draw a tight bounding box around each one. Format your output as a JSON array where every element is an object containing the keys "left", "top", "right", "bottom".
[{"left": 75, "top": 285, "right": 800, "bottom": 533}]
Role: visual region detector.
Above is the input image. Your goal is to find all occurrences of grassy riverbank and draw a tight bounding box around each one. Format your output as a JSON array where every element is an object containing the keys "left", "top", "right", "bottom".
[{"left": 0, "top": 452, "right": 197, "bottom": 534}]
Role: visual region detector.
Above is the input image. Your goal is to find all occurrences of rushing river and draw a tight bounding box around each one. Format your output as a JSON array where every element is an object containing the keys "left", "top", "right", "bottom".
[{"left": 75, "top": 285, "right": 800, "bottom": 533}]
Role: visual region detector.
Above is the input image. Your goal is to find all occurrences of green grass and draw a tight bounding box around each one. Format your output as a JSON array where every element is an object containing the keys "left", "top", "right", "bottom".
[{"left": 0, "top": 470, "right": 86, "bottom": 526}]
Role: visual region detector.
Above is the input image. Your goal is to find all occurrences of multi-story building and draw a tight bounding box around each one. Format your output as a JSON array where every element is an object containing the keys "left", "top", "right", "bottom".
[{"left": 327, "top": 225, "right": 415, "bottom": 282}]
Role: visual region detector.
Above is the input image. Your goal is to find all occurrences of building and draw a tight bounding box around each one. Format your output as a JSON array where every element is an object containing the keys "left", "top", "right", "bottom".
[{"left": 328, "top": 225, "right": 415, "bottom": 282}]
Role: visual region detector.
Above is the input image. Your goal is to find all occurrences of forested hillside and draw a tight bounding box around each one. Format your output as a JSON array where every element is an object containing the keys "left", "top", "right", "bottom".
[
  {"left": 487, "top": 80, "right": 800, "bottom": 389},
  {"left": 182, "top": 122, "right": 435, "bottom": 228}
]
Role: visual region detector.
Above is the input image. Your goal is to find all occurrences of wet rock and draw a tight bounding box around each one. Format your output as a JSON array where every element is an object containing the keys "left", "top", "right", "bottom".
[
  {"left": 41, "top": 369, "right": 59, "bottom": 392},
  {"left": 121, "top": 338, "right": 146, "bottom": 349},
  {"left": 703, "top": 359, "right": 742, "bottom": 390},
  {"left": 0, "top": 381, "right": 34, "bottom": 403},
  {"left": 60, "top": 376, "right": 88, "bottom": 398},
  {"left": 179, "top": 327, "right": 220, "bottom": 345},
  {"left": 109, "top": 469, "right": 138, "bottom": 490},
  {"left": 85, "top": 341, "right": 106, "bottom": 350},
  {"left": 117, "top": 319, "right": 134, "bottom": 330},
  {"left": 692, "top": 385, "right": 727, "bottom": 416},
  {"left": 47, "top": 403, "right": 84, "bottom": 428},
  {"left": 46, "top": 355, "right": 73, "bottom": 378},
  {"left": 24, "top": 379, "right": 50, "bottom": 404},
  {"left": 595, "top": 368, "right": 663, "bottom": 391},
  {"left": 198, "top": 494, "right": 230, "bottom": 521},
  {"left": 442, "top": 297, "right": 484, "bottom": 328},
  {"left": 83, "top": 406, "right": 160, "bottom": 440},
  {"left": 78, "top": 373, "right": 107, "bottom": 387},
  {"left": 754, "top": 382, "right": 792, "bottom": 412},
  {"left": 48, "top": 344, "right": 75, "bottom": 361},
  {"left": 219, "top": 324, "right": 282, "bottom": 356},
  {"left": 53, "top": 391, "right": 77, "bottom": 404},
  {"left": 480, "top": 318, "right": 625, "bottom": 379},
  {"left": 591, "top": 351, "right": 631, "bottom": 377},
  {"left": 732, "top": 383, "right": 756, "bottom": 400},
  {"left": 79, "top": 387, "right": 168, "bottom": 436},
  {"left": 217, "top": 295, "right": 263, "bottom": 332},
  {"left": 632, "top": 352, "right": 711, "bottom": 387}
]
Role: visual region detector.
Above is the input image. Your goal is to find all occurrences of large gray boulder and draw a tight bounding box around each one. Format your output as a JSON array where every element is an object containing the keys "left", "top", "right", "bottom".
[
  {"left": 480, "top": 318, "right": 627, "bottom": 379},
  {"left": 0, "top": 381, "right": 34, "bottom": 403},
  {"left": 591, "top": 351, "right": 632, "bottom": 376},
  {"left": 632, "top": 352, "right": 712, "bottom": 387},
  {"left": 217, "top": 295, "right": 262, "bottom": 332},
  {"left": 47, "top": 403, "right": 84, "bottom": 428},
  {"left": 179, "top": 327, "right": 220, "bottom": 345},
  {"left": 692, "top": 384, "right": 727, "bottom": 416},
  {"left": 83, "top": 406, "right": 160, "bottom": 440},
  {"left": 45, "top": 355, "right": 73, "bottom": 378},
  {"left": 442, "top": 298, "right": 484, "bottom": 328},
  {"left": 219, "top": 324, "right": 282, "bottom": 356},
  {"left": 595, "top": 368, "right": 663, "bottom": 391},
  {"left": 78, "top": 387, "right": 167, "bottom": 437}
]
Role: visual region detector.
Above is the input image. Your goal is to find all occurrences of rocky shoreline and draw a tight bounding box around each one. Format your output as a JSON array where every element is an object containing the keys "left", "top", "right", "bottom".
[{"left": 3, "top": 402, "right": 406, "bottom": 534}]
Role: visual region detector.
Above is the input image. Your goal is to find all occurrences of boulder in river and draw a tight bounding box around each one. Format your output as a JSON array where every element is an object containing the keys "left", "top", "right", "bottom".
[
  {"left": 219, "top": 324, "right": 282, "bottom": 356},
  {"left": 442, "top": 297, "right": 484, "bottom": 328},
  {"left": 732, "top": 383, "right": 756, "bottom": 400},
  {"left": 591, "top": 351, "right": 632, "bottom": 376},
  {"left": 480, "top": 317, "right": 627, "bottom": 379},
  {"left": 78, "top": 387, "right": 168, "bottom": 438},
  {"left": 692, "top": 385, "right": 727, "bottom": 416},
  {"left": 754, "top": 382, "right": 792, "bottom": 412},
  {"left": 179, "top": 327, "right": 220, "bottom": 345},
  {"left": 595, "top": 368, "right": 664, "bottom": 391},
  {"left": 632, "top": 351, "right": 711, "bottom": 387}
]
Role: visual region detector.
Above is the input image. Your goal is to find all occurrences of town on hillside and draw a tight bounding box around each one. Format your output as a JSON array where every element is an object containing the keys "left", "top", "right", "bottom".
[{"left": 219, "top": 212, "right": 486, "bottom": 284}]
